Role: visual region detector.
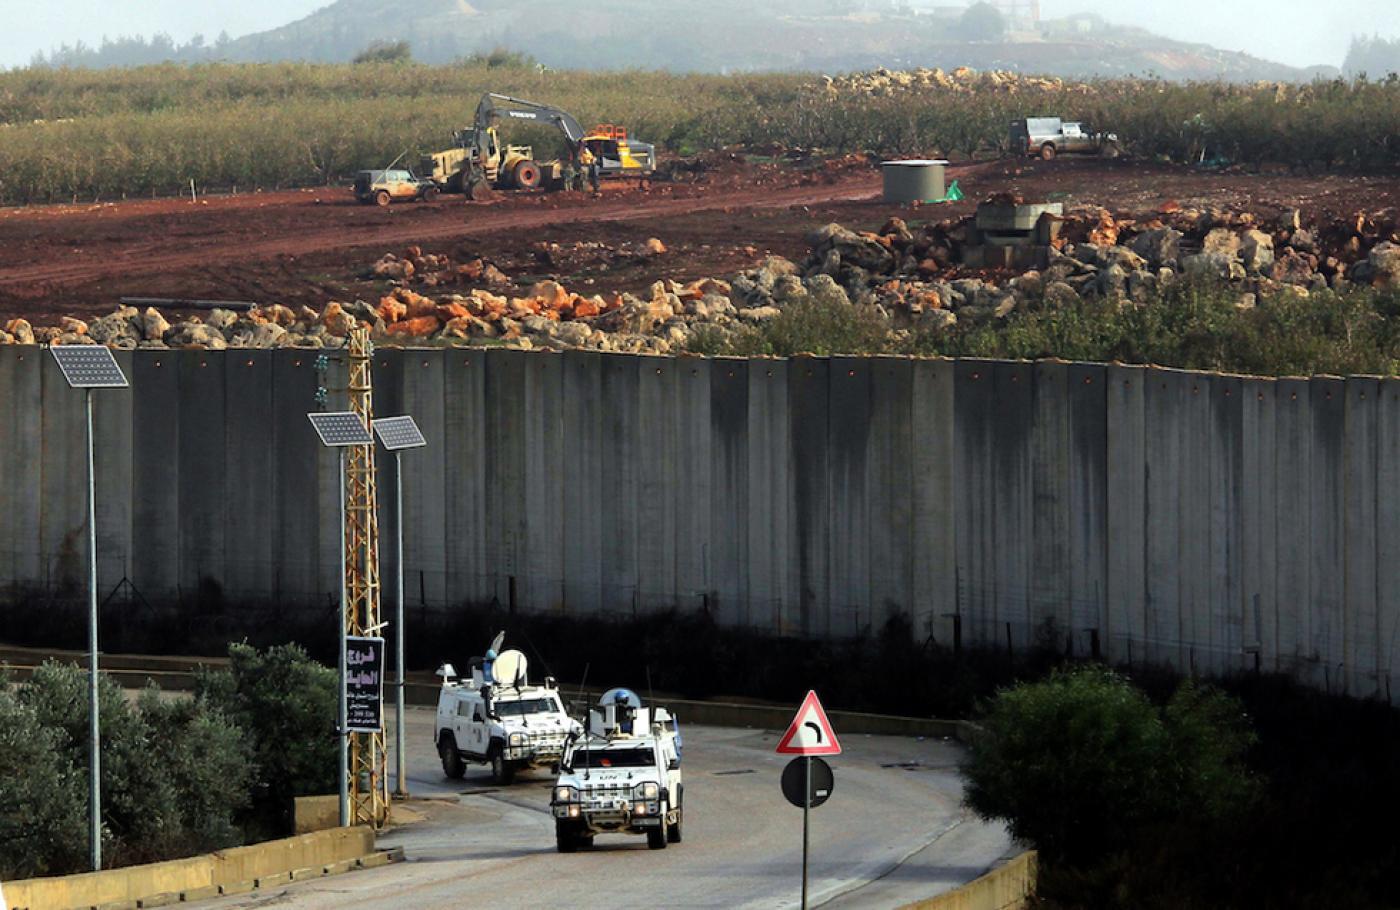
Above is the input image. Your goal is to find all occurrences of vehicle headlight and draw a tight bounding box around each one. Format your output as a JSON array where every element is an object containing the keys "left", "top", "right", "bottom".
[
  {"left": 554, "top": 786, "right": 578, "bottom": 803},
  {"left": 508, "top": 732, "right": 526, "bottom": 747},
  {"left": 635, "top": 782, "right": 659, "bottom": 800}
]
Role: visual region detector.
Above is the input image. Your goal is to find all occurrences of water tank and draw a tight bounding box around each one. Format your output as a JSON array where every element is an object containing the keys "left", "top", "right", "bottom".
[{"left": 881, "top": 159, "right": 948, "bottom": 203}]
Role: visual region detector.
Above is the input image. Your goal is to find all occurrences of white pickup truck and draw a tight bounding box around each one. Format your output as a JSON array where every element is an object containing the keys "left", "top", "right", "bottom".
[{"left": 550, "top": 689, "right": 684, "bottom": 851}]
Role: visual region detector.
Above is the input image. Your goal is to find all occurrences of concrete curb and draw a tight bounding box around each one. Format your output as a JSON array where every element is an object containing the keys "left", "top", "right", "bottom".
[
  {"left": 2, "top": 829, "right": 403, "bottom": 910},
  {"left": 896, "top": 850, "right": 1037, "bottom": 910}
]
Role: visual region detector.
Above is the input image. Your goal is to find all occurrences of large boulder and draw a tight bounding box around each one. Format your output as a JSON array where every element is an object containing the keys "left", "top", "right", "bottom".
[
  {"left": 1239, "top": 230, "right": 1275, "bottom": 275},
  {"left": 87, "top": 308, "right": 139, "bottom": 345},
  {"left": 1202, "top": 228, "right": 1241, "bottom": 256},
  {"left": 1370, "top": 241, "right": 1400, "bottom": 286},
  {"left": 164, "top": 323, "right": 228, "bottom": 350},
  {"left": 1182, "top": 252, "right": 1246, "bottom": 282},
  {"left": 1129, "top": 228, "right": 1183, "bottom": 268},
  {"left": 4, "top": 318, "right": 35, "bottom": 345},
  {"left": 139, "top": 307, "right": 171, "bottom": 341}
]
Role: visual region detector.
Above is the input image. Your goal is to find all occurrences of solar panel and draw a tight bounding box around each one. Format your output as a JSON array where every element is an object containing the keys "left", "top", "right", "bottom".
[
  {"left": 50, "top": 345, "right": 129, "bottom": 389},
  {"left": 307, "top": 411, "right": 373, "bottom": 447},
  {"left": 373, "top": 415, "right": 427, "bottom": 451}
]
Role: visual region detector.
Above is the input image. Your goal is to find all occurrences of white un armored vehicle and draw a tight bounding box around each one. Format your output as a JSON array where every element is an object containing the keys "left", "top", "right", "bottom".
[
  {"left": 435, "top": 634, "right": 580, "bottom": 784},
  {"left": 550, "top": 688, "right": 684, "bottom": 852}
]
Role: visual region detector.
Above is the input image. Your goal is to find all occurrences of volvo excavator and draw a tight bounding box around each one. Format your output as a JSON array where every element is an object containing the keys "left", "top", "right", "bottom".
[{"left": 421, "top": 93, "right": 655, "bottom": 199}]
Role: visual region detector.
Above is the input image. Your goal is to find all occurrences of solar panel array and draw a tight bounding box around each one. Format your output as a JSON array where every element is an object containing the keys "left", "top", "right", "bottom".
[
  {"left": 50, "top": 345, "right": 129, "bottom": 389},
  {"left": 307, "top": 411, "right": 373, "bottom": 447},
  {"left": 373, "top": 415, "right": 427, "bottom": 451}
]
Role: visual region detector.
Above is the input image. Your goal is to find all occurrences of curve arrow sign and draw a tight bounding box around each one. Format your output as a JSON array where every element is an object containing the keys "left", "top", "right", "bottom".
[{"left": 776, "top": 690, "right": 842, "bottom": 756}]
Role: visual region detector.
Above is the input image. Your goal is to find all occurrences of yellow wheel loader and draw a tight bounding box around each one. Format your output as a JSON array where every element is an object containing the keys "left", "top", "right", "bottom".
[{"left": 422, "top": 93, "right": 655, "bottom": 199}]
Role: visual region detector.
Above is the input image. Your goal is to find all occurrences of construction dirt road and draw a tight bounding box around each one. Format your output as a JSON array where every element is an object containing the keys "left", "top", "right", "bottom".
[{"left": 2, "top": 155, "right": 1396, "bottom": 326}]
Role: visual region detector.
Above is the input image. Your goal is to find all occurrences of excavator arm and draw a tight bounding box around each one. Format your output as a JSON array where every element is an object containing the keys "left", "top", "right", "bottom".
[{"left": 473, "top": 93, "right": 586, "bottom": 148}]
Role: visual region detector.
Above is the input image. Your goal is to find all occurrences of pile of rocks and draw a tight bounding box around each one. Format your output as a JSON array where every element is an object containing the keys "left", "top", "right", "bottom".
[
  {"left": 818, "top": 66, "right": 1082, "bottom": 98},
  {"left": 5, "top": 205, "right": 1397, "bottom": 353}
]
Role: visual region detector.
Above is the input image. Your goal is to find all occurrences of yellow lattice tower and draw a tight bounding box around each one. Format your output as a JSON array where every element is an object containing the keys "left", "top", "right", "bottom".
[{"left": 346, "top": 327, "right": 389, "bottom": 827}]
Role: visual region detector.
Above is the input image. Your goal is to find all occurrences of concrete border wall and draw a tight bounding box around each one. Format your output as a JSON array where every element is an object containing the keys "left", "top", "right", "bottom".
[
  {"left": 2, "top": 826, "right": 378, "bottom": 910},
  {"left": 896, "top": 850, "right": 1037, "bottom": 910},
  {"left": 2, "top": 347, "right": 1398, "bottom": 696}
]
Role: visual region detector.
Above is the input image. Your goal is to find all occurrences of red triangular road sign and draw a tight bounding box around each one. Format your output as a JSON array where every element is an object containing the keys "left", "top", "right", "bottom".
[{"left": 776, "top": 690, "right": 842, "bottom": 755}]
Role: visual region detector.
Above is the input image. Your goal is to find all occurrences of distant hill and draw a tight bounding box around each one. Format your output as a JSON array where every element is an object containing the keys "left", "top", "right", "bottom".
[{"left": 31, "top": 0, "right": 1336, "bottom": 81}]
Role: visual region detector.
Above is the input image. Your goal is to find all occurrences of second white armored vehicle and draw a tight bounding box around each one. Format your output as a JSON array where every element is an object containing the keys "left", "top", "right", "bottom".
[
  {"left": 550, "top": 689, "right": 684, "bottom": 851},
  {"left": 435, "top": 634, "right": 580, "bottom": 784}
]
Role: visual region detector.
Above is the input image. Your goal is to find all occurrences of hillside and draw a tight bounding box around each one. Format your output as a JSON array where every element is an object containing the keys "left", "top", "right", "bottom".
[{"left": 31, "top": 0, "right": 1331, "bottom": 81}]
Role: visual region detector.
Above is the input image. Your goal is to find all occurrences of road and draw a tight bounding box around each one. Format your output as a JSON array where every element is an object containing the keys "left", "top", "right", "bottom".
[{"left": 195, "top": 706, "right": 1012, "bottom": 910}]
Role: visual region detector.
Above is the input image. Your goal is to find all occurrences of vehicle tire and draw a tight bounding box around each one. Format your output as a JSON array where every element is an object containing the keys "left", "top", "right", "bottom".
[
  {"left": 374, "top": 190, "right": 391, "bottom": 206},
  {"left": 422, "top": 186, "right": 440, "bottom": 202},
  {"left": 1039, "top": 143, "right": 1057, "bottom": 161},
  {"left": 489, "top": 743, "right": 516, "bottom": 785},
  {"left": 667, "top": 811, "right": 683, "bottom": 844},
  {"left": 513, "top": 160, "right": 542, "bottom": 190},
  {"left": 438, "top": 733, "right": 465, "bottom": 780},
  {"left": 556, "top": 821, "right": 579, "bottom": 853},
  {"left": 647, "top": 825, "right": 668, "bottom": 850}
]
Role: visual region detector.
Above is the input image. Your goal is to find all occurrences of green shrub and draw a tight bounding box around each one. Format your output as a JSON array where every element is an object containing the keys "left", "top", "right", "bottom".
[
  {"left": 0, "top": 678, "right": 87, "bottom": 878},
  {"left": 5, "top": 661, "right": 251, "bottom": 873},
  {"left": 963, "top": 666, "right": 1256, "bottom": 864},
  {"left": 194, "top": 643, "right": 337, "bottom": 832}
]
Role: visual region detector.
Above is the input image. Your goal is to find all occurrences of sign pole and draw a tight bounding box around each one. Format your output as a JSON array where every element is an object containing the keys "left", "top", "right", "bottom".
[
  {"left": 801, "top": 755, "right": 811, "bottom": 910},
  {"left": 337, "top": 449, "right": 349, "bottom": 828}
]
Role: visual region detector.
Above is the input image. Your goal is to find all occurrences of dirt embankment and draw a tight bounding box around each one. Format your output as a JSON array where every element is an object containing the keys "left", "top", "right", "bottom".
[{"left": 1, "top": 155, "right": 1396, "bottom": 331}]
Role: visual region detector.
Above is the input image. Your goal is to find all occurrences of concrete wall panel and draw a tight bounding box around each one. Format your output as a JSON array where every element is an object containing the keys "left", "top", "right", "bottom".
[
  {"left": 747, "top": 359, "right": 791, "bottom": 632},
  {"left": 1105, "top": 365, "right": 1146, "bottom": 663},
  {"left": 673, "top": 358, "right": 712, "bottom": 612},
  {"left": 1208, "top": 376, "right": 1245, "bottom": 676},
  {"left": 1143, "top": 370, "right": 1184, "bottom": 664},
  {"left": 788, "top": 357, "right": 830, "bottom": 636},
  {"left": 1343, "top": 377, "right": 1380, "bottom": 696},
  {"left": 1310, "top": 378, "right": 1346, "bottom": 691},
  {"left": 131, "top": 351, "right": 182, "bottom": 602},
  {"left": 1067, "top": 363, "right": 1108, "bottom": 659},
  {"left": 444, "top": 349, "right": 489, "bottom": 606},
  {"left": 560, "top": 350, "right": 603, "bottom": 614},
  {"left": 1177, "top": 373, "right": 1213, "bottom": 673},
  {"left": 600, "top": 354, "right": 641, "bottom": 614},
  {"left": 0, "top": 348, "right": 43, "bottom": 592},
  {"left": 1240, "top": 378, "right": 1278, "bottom": 671},
  {"left": 1273, "top": 378, "right": 1312, "bottom": 673},
  {"left": 222, "top": 350, "right": 272, "bottom": 601},
  {"left": 992, "top": 361, "right": 1034, "bottom": 651},
  {"left": 709, "top": 358, "right": 748, "bottom": 626},
  {"left": 1030, "top": 361, "right": 1070, "bottom": 646},
  {"left": 911, "top": 359, "right": 956, "bottom": 647},
  {"left": 867, "top": 357, "right": 913, "bottom": 631},
  {"left": 485, "top": 349, "right": 527, "bottom": 607},
  {"left": 637, "top": 356, "right": 677, "bottom": 613},
  {"left": 176, "top": 351, "right": 227, "bottom": 601},
  {"left": 829, "top": 356, "right": 872, "bottom": 636},
  {"left": 523, "top": 352, "right": 565, "bottom": 612},
  {"left": 954, "top": 361, "right": 996, "bottom": 646},
  {"left": 1376, "top": 378, "right": 1400, "bottom": 698}
]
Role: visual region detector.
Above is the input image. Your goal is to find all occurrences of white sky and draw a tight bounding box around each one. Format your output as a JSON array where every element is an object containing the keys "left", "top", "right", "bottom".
[{"left": 0, "top": 0, "right": 1394, "bottom": 69}]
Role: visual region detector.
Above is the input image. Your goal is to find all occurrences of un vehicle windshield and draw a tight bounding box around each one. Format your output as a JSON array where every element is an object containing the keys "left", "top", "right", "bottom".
[
  {"left": 495, "top": 697, "right": 558, "bottom": 717},
  {"left": 569, "top": 746, "right": 655, "bottom": 769}
]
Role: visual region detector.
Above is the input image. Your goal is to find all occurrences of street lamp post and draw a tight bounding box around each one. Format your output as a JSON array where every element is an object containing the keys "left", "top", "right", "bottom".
[
  {"left": 49, "top": 344, "right": 130, "bottom": 872},
  {"left": 372, "top": 415, "right": 427, "bottom": 799}
]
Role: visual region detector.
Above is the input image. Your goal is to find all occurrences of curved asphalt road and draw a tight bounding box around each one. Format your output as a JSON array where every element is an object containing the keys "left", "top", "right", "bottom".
[{"left": 195, "top": 706, "right": 1012, "bottom": 910}]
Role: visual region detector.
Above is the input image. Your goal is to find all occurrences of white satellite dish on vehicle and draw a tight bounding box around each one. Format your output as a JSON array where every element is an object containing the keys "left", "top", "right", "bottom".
[{"left": 493, "top": 649, "right": 528, "bottom": 688}]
